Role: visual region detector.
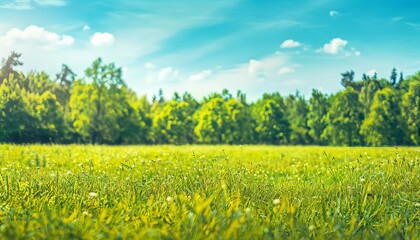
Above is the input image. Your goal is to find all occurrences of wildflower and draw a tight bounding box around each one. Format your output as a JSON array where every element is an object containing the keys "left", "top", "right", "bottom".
[
  {"left": 166, "top": 196, "right": 173, "bottom": 202},
  {"left": 273, "top": 199, "right": 280, "bottom": 205},
  {"left": 89, "top": 192, "right": 98, "bottom": 198}
]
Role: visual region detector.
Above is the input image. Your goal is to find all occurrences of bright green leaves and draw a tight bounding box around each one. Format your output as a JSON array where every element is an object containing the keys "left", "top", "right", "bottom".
[
  {"left": 322, "top": 87, "right": 363, "bottom": 146},
  {"left": 361, "top": 88, "right": 405, "bottom": 146}
]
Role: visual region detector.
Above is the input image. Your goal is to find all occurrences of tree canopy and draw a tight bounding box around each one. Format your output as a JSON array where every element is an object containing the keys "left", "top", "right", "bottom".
[{"left": 0, "top": 52, "right": 419, "bottom": 146}]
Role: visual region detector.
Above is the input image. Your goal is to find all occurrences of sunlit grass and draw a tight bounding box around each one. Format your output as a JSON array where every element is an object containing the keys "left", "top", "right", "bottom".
[{"left": 0, "top": 145, "right": 419, "bottom": 239}]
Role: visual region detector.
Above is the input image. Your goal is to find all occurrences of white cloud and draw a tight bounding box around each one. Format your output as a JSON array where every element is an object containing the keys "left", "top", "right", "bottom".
[
  {"left": 91, "top": 32, "right": 115, "bottom": 46},
  {"left": 0, "top": 0, "right": 65, "bottom": 9},
  {"left": 0, "top": 25, "right": 75, "bottom": 48},
  {"left": 354, "top": 51, "right": 361, "bottom": 57},
  {"left": 83, "top": 25, "right": 90, "bottom": 31},
  {"left": 318, "top": 38, "right": 348, "bottom": 54},
  {"left": 280, "top": 39, "right": 301, "bottom": 48},
  {"left": 366, "top": 69, "right": 376, "bottom": 76},
  {"left": 248, "top": 59, "right": 265, "bottom": 79},
  {"left": 278, "top": 67, "right": 295, "bottom": 75},
  {"left": 158, "top": 67, "right": 179, "bottom": 82},
  {"left": 188, "top": 69, "right": 212, "bottom": 82},
  {"left": 0, "top": 0, "right": 31, "bottom": 10},
  {"left": 145, "top": 62, "right": 155, "bottom": 69},
  {"left": 329, "top": 11, "right": 339, "bottom": 17}
]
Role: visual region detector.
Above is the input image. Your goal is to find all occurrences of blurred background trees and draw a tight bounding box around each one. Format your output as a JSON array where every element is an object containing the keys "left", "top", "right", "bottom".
[{"left": 1, "top": 52, "right": 419, "bottom": 146}]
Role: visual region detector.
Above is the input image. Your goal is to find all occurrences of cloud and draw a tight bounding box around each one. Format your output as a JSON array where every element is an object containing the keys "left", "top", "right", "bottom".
[
  {"left": 0, "top": 25, "right": 75, "bottom": 48},
  {"left": 83, "top": 25, "right": 90, "bottom": 31},
  {"left": 278, "top": 67, "right": 295, "bottom": 75},
  {"left": 188, "top": 69, "right": 212, "bottom": 82},
  {"left": 0, "top": 0, "right": 31, "bottom": 10},
  {"left": 145, "top": 62, "right": 155, "bottom": 69},
  {"left": 329, "top": 11, "right": 339, "bottom": 17},
  {"left": 366, "top": 69, "right": 376, "bottom": 76},
  {"left": 158, "top": 67, "right": 179, "bottom": 82},
  {"left": 247, "top": 53, "right": 290, "bottom": 80},
  {"left": 354, "top": 51, "right": 361, "bottom": 57},
  {"left": 0, "top": 0, "right": 65, "bottom": 9},
  {"left": 318, "top": 38, "right": 348, "bottom": 54},
  {"left": 280, "top": 39, "right": 301, "bottom": 48},
  {"left": 248, "top": 59, "right": 265, "bottom": 79},
  {"left": 91, "top": 32, "right": 115, "bottom": 46}
]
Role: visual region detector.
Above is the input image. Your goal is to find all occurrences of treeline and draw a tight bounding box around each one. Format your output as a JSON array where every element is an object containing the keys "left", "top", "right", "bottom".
[{"left": 0, "top": 52, "right": 419, "bottom": 146}]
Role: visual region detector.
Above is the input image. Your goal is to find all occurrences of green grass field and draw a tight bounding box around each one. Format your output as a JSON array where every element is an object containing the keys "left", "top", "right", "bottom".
[{"left": 0, "top": 145, "right": 419, "bottom": 239}]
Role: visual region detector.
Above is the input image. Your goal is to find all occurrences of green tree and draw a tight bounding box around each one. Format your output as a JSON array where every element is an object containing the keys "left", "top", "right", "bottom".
[
  {"left": 390, "top": 67, "right": 398, "bottom": 86},
  {"left": 322, "top": 87, "right": 363, "bottom": 146},
  {"left": 69, "top": 81, "right": 96, "bottom": 143},
  {"left": 307, "top": 89, "right": 329, "bottom": 145},
  {"left": 284, "top": 92, "right": 310, "bottom": 144},
  {"left": 359, "top": 78, "right": 383, "bottom": 117},
  {"left": 360, "top": 88, "right": 405, "bottom": 146},
  {"left": 152, "top": 100, "right": 194, "bottom": 144},
  {"left": 252, "top": 98, "right": 289, "bottom": 144},
  {"left": 0, "top": 77, "right": 35, "bottom": 142},
  {"left": 31, "top": 91, "right": 67, "bottom": 143},
  {"left": 81, "top": 58, "right": 125, "bottom": 144},
  {"left": 401, "top": 77, "right": 420, "bottom": 145},
  {"left": 194, "top": 95, "right": 248, "bottom": 144}
]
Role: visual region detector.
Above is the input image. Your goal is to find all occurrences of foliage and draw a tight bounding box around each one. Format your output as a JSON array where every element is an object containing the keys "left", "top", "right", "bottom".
[
  {"left": 360, "top": 88, "right": 405, "bottom": 146},
  {"left": 322, "top": 87, "right": 363, "bottom": 146},
  {"left": 1, "top": 52, "right": 419, "bottom": 146}
]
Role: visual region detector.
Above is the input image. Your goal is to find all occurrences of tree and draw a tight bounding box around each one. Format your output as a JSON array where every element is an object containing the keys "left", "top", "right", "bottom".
[
  {"left": 0, "top": 76, "right": 35, "bottom": 143},
  {"left": 0, "top": 51, "right": 23, "bottom": 85},
  {"left": 359, "top": 78, "right": 383, "bottom": 117},
  {"left": 84, "top": 58, "right": 125, "bottom": 144},
  {"left": 390, "top": 67, "right": 398, "bottom": 86},
  {"left": 401, "top": 77, "right": 420, "bottom": 145},
  {"left": 284, "top": 92, "right": 310, "bottom": 144},
  {"left": 31, "top": 91, "right": 67, "bottom": 143},
  {"left": 152, "top": 100, "right": 194, "bottom": 144},
  {"left": 53, "top": 64, "right": 76, "bottom": 107},
  {"left": 307, "top": 89, "right": 329, "bottom": 145},
  {"left": 252, "top": 98, "right": 289, "bottom": 144},
  {"left": 360, "top": 88, "right": 405, "bottom": 146},
  {"left": 340, "top": 70, "right": 355, "bottom": 88},
  {"left": 322, "top": 87, "right": 363, "bottom": 146},
  {"left": 397, "top": 71, "right": 404, "bottom": 89},
  {"left": 194, "top": 95, "right": 249, "bottom": 144},
  {"left": 69, "top": 81, "right": 97, "bottom": 143}
]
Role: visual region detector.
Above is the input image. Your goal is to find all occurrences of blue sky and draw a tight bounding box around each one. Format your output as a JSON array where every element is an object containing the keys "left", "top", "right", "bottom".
[{"left": 1, "top": 0, "right": 419, "bottom": 100}]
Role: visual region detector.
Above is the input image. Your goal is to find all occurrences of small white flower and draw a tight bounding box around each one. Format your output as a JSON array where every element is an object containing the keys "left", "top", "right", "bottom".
[
  {"left": 273, "top": 199, "right": 280, "bottom": 205},
  {"left": 166, "top": 196, "right": 173, "bottom": 202},
  {"left": 89, "top": 192, "right": 98, "bottom": 198}
]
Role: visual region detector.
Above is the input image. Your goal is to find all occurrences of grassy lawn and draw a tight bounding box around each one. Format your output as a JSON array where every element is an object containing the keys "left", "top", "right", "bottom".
[{"left": 0, "top": 145, "right": 419, "bottom": 239}]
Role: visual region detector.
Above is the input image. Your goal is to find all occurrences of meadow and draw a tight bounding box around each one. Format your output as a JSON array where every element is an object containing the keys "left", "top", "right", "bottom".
[{"left": 0, "top": 145, "right": 419, "bottom": 239}]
